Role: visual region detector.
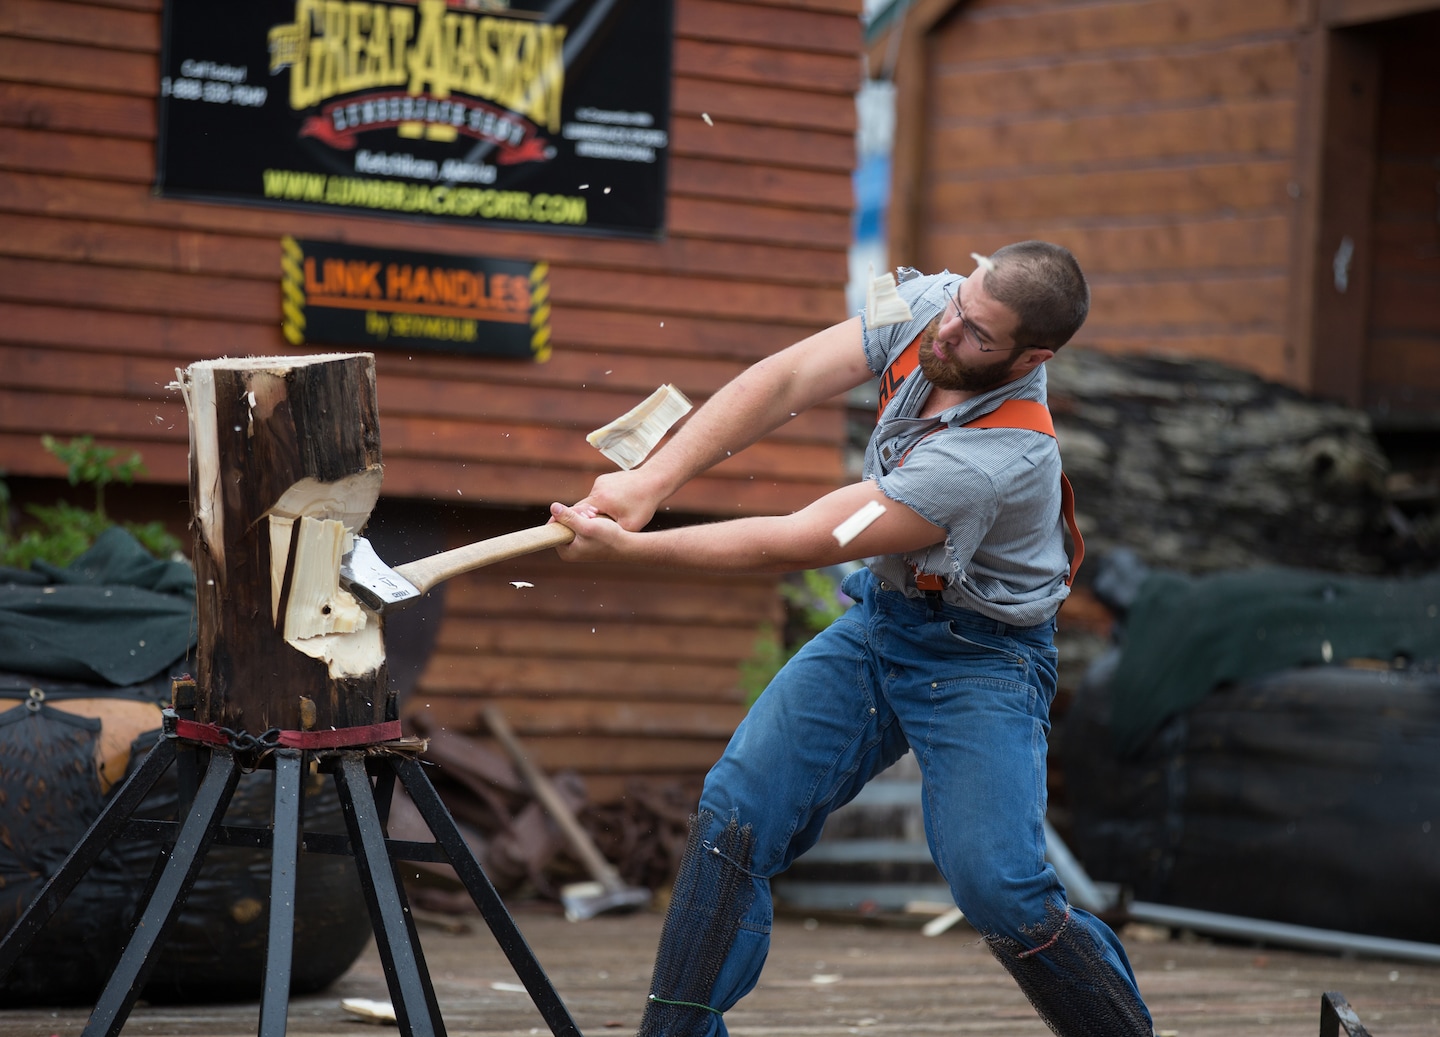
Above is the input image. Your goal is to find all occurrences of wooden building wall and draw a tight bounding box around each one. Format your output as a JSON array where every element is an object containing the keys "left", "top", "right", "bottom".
[
  {"left": 0, "top": 0, "right": 864, "bottom": 801},
  {"left": 1357, "top": 10, "right": 1440, "bottom": 422},
  {"left": 881, "top": 0, "right": 1308, "bottom": 385},
  {"left": 876, "top": 0, "right": 1439, "bottom": 408}
]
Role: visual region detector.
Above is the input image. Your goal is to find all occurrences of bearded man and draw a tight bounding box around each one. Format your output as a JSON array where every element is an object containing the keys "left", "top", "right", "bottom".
[{"left": 550, "top": 241, "right": 1154, "bottom": 1037}]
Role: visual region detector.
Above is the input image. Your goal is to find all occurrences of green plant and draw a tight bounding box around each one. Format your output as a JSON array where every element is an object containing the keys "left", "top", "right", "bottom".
[
  {"left": 0, "top": 436, "right": 182, "bottom": 569},
  {"left": 44, "top": 434, "right": 146, "bottom": 518},
  {"left": 739, "top": 567, "right": 855, "bottom": 707},
  {"left": 738, "top": 622, "right": 788, "bottom": 707},
  {"left": 779, "top": 567, "right": 853, "bottom": 632}
]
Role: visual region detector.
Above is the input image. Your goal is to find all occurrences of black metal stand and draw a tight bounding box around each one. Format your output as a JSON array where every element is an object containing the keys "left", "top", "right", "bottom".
[
  {"left": 1319, "top": 991, "right": 1371, "bottom": 1037},
  {"left": 0, "top": 729, "right": 583, "bottom": 1037}
]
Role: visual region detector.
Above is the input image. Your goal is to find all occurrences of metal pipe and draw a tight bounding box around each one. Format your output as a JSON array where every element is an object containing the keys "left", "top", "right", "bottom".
[
  {"left": 1126, "top": 901, "right": 1440, "bottom": 965},
  {"left": 1040, "top": 820, "right": 1440, "bottom": 966},
  {"left": 1043, "top": 819, "right": 1117, "bottom": 914}
]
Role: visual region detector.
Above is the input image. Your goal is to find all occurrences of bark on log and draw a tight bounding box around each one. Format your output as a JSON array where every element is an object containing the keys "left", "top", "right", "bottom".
[{"left": 178, "top": 353, "right": 388, "bottom": 733}]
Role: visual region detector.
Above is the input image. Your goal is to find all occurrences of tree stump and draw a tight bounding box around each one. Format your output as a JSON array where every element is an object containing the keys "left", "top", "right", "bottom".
[{"left": 178, "top": 353, "right": 388, "bottom": 734}]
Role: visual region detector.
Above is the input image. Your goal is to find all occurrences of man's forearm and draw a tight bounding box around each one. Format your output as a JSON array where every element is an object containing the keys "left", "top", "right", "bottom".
[
  {"left": 594, "top": 514, "right": 823, "bottom": 574},
  {"left": 553, "top": 479, "right": 948, "bottom": 574},
  {"left": 573, "top": 370, "right": 801, "bottom": 532},
  {"left": 624, "top": 320, "right": 872, "bottom": 492}
]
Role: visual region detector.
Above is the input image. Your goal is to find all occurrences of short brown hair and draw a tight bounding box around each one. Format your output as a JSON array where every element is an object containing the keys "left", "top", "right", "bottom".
[{"left": 984, "top": 241, "right": 1089, "bottom": 350}]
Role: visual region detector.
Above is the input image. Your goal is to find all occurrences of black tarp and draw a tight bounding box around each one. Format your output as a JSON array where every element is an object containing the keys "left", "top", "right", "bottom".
[
  {"left": 1107, "top": 567, "right": 1440, "bottom": 756},
  {"left": 0, "top": 715, "right": 373, "bottom": 1004},
  {"left": 1063, "top": 556, "right": 1440, "bottom": 942},
  {"left": 0, "top": 529, "right": 372, "bottom": 1004},
  {"left": 0, "top": 527, "right": 196, "bottom": 685},
  {"left": 1063, "top": 655, "right": 1440, "bottom": 942}
]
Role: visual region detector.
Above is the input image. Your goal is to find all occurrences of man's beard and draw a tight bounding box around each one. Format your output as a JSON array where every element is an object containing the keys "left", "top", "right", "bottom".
[{"left": 917, "top": 321, "right": 1018, "bottom": 393}]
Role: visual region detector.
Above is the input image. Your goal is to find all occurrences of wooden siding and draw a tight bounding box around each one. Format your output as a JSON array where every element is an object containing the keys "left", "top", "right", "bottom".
[
  {"left": 0, "top": 0, "right": 861, "bottom": 514},
  {"left": 0, "top": 0, "right": 864, "bottom": 798},
  {"left": 1300, "top": 23, "right": 1381, "bottom": 408},
  {"left": 405, "top": 506, "right": 784, "bottom": 803},
  {"left": 1362, "top": 10, "right": 1440, "bottom": 420},
  {"left": 884, "top": 0, "right": 1310, "bottom": 385}
]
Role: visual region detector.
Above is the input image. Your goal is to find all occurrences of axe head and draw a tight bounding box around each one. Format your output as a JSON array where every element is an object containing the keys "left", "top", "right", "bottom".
[
  {"left": 340, "top": 536, "right": 421, "bottom": 613},
  {"left": 560, "top": 881, "right": 652, "bottom": 922}
]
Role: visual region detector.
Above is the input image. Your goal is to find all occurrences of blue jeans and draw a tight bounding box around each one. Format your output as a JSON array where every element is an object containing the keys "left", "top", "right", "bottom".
[{"left": 686, "top": 567, "right": 1149, "bottom": 1035}]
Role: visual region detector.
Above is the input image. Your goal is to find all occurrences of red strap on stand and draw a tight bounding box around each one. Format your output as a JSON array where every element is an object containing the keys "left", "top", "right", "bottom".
[{"left": 169, "top": 715, "right": 403, "bottom": 749}]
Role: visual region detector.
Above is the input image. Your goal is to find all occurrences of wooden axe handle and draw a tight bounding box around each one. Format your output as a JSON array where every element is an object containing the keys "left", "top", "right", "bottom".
[{"left": 393, "top": 523, "right": 575, "bottom": 595}]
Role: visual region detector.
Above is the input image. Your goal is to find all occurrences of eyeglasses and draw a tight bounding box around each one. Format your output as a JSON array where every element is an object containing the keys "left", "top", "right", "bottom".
[{"left": 944, "top": 282, "right": 1030, "bottom": 353}]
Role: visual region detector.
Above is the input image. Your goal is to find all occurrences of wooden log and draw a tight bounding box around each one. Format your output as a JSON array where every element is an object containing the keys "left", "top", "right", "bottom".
[{"left": 178, "top": 353, "right": 388, "bottom": 733}]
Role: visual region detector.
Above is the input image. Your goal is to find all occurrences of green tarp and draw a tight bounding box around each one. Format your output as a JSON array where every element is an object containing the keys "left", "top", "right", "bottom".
[
  {"left": 0, "top": 527, "right": 195, "bottom": 686},
  {"left": 1109, "top": 566, "right": 1440, "bottom": 756}
]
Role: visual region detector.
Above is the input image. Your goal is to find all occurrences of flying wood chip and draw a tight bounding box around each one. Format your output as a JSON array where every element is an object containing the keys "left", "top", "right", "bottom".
[
  {"left": 865, "top": 271, "right": 913, "bottom": 328},
  {"left": 587, "top": 384, "right": 693, "bottom": 469},
  {"left": 340, "top": 998, "right": 397, "bottom": 1024}
]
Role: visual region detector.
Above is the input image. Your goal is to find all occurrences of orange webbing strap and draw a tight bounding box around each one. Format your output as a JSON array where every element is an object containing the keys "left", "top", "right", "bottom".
[
  {"left": 876, "top": 334, "right": 924, "bottom": 419},
  {"left": 961, "top": 400, "right": 1084, "bottom": 586},
  {"left": 1057, "top": 473, "right": 1083, "bottom": 585},
  {"left": 913, "top": 570, "right": 947, "bottom": 592},
  {"left": 878, "top": 352, "right": 1085, "bottom": 586},
  {"left": 962, "top": 399, "right": 1054, "bottom": 436}
]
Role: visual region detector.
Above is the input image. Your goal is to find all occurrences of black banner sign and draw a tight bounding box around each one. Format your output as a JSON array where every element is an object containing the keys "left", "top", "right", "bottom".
[
  {"left": 158, "top": 0, "right": 672, "bottom": 236},
  {"left": 281, "top": 237, "right": 551, "bottom": 360}
]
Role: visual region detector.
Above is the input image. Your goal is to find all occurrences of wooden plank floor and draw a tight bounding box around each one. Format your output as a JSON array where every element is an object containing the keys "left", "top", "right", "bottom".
[{"left": 4, "top": 907, "right": 1438, "bottom": 1036}]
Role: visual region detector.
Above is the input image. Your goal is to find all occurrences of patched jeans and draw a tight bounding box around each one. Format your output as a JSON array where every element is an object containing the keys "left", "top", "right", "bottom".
[{"left": 688, "top": 567, "right": 1150, "bottom": 1035}]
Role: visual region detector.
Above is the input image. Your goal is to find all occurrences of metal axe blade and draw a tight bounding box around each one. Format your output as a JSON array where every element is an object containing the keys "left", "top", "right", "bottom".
[
  {"left": 340, "top": 536, "right": 422, "bottom": 611},
  {"left": 340, "top": 523, "right": 576, "bottom": 615},
  {"left": 560, "top": 881, "right": 652, "bottom": 922}
]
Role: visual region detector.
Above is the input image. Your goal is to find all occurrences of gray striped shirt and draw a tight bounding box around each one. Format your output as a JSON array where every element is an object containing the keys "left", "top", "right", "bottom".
[{"left": 860, "top": 271, "right": 1071, "bottom": 627}]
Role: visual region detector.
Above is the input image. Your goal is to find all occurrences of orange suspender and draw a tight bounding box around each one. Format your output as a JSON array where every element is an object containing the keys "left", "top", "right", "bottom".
[
  {"left": 878, "top": 335, "right": 1084, "bottom": 586},
  {"left": 876, "top": 333, "right": 924, "bottom": 420}
]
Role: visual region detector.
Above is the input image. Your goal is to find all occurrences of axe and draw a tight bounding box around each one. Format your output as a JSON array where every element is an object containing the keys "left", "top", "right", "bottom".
[
  {"left": 339, "top": 523, "right": 576, "bottom": 613},
  {"left": 483, "top": 706, "right": 652, "bottom": 921}
]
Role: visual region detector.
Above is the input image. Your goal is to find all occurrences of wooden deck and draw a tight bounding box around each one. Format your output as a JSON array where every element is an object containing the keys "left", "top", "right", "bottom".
[{"left": 4, "top": 906, "right": 1438, "bottom": 1036}]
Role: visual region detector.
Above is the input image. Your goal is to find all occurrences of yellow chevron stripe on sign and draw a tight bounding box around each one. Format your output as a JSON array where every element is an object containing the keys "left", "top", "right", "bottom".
[
  {"left": 280, "top": 236, "right": 306, "bottom": 346},
  {"left": 529, "top": 262, "right": 552, "bottom": 363}
]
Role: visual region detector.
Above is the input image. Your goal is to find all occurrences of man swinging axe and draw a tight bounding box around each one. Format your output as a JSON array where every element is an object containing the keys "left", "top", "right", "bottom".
[{"left": 549, "top": 241, "right": 1155, "bottom": 1037}]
